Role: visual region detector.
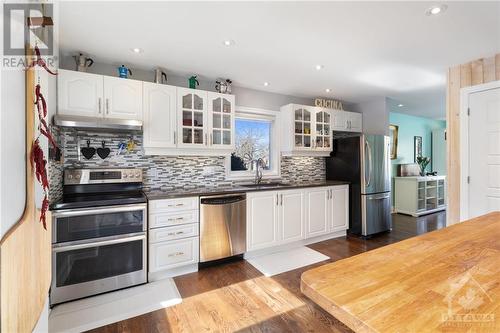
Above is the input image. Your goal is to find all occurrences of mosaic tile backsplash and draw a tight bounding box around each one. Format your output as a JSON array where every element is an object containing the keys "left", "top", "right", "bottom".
[{"left": 48, "top": 129, "right": 326, "bottom": 203}]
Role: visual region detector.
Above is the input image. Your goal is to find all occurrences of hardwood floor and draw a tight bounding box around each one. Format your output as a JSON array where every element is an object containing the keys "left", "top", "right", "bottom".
[{"left": 88, "top": 211, "right": 446, "bottom": 333}]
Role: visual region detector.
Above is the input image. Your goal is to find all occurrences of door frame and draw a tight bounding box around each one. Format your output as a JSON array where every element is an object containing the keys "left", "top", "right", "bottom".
[{"left": 459, "top": 80, "right": 500, "bottom": 221}]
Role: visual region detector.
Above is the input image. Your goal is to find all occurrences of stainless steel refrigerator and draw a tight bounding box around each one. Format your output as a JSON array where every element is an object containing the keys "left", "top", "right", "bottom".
[{"left": 326, "top": 134, "right": 392, "bottom": 236}]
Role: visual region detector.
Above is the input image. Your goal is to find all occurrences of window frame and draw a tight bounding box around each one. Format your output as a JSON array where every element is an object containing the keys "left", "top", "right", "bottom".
[{"left": 225, "top": 106, "right": 281, "bottom": 181}]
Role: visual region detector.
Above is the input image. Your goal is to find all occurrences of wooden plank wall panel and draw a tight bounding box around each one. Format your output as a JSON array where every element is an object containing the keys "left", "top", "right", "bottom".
[
  {"left": 0, "top": 50, "right": 52, "bottom": 333},
  {"left": 446, "top": 54, "right": 500, "bottom": 225}
]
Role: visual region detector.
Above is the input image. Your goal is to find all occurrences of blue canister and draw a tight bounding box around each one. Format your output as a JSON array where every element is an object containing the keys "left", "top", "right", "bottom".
[{"left": 118, "top": 65, "right": 132, "bottom": 78}]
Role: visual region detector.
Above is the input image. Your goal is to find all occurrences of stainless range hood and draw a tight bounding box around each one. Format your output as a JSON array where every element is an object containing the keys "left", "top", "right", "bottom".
[{"left": 53, "top": 114, "right": 142, "bottom": 132}]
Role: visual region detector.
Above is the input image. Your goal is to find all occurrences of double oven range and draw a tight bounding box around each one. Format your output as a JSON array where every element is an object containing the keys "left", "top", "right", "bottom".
[{"left": 50, "top": 168, "right": 147, "bottom": 306}]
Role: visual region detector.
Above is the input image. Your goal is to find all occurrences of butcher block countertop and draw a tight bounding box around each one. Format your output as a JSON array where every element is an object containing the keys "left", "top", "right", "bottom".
[{"left": 301, "top": 212, "right": 500, "bottom": 333}]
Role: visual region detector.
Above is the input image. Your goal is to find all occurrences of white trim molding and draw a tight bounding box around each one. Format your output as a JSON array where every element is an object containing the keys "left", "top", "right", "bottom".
[{"left": 225, "top": 105, "right": 282, "bottom": 181}]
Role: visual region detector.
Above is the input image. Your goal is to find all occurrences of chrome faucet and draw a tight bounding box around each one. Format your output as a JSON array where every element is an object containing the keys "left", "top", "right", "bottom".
[{"left": 254, "top": 158, "right": 264, "bottom": 184}]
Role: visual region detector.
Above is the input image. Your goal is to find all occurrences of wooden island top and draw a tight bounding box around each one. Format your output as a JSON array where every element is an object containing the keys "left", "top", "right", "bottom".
[{"left": 301, "top": 212, "right": 500, "bottom": 333}]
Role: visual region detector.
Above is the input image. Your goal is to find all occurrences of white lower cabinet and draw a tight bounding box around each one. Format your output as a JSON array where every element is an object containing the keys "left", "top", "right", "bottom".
[
  {"left": 305, "top": 187, "right": 330, "bottom": 238},
  {"left": 247, "top": 185, "right": 348, "bottom": 252},
  {"left": 246, "top": 191, "right": 279, "bottom": 251},
  {"left": 148, "top": 197, "right": 199, "bottom": 279},
  {"left": 279, "top": 190, "right": 305, "bottom": 243},
  {"left": 330, "top": 185, "right": 349, "bottom": 232},
  {"left": 149, "top": 237, "right": 199, "bottom": 272}
]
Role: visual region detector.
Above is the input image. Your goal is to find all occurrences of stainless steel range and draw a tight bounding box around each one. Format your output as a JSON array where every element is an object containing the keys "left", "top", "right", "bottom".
[{"left": 50, "top": 168, "right": 147, "bottom": 306}]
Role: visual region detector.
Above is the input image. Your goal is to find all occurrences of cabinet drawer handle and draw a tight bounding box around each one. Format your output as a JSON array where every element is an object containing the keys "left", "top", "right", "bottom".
[
  {"left": 166, "top": 231, "right": 185, "bottom": 237},
  {"left": 167, "top": 203, "right": 185, "bottom": 207},
  {"left": 168, "top": 251, "right": 184, "bottom": 257},
  {"left": 176, "top": 217, "right": 184, "bottom": 221}
]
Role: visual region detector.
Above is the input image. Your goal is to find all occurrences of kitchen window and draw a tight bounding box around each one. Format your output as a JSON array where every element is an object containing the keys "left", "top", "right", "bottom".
[{"left": 226, "top": 107, "right": 280, "bottom": 180}]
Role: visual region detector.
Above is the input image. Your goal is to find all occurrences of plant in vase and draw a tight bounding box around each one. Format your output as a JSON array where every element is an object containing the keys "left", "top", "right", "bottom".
[{"left": 416, "top": 156, "right": 431, "bottom": 176}]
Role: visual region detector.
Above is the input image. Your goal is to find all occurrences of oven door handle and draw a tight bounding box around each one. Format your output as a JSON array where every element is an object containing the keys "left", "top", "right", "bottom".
[
  {"left": 52, "top": 203, "right": 147, "bottom": 217},
  {"left": 52, "top": 233, "right": 146, "bottom": 252}
]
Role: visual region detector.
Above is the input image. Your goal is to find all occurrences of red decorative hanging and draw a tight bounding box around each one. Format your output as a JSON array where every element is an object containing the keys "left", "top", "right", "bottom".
[{"left": 29, "top": 45, "right": 57, "bottom": 229}]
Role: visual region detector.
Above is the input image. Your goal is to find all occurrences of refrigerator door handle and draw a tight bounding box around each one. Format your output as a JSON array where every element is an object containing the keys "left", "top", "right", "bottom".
[
  {"left": 365, "top": 139, "right": 372, "bottom": 187},
  {"left": 367, "top": 194, "right": 390, "bottom": 200}
]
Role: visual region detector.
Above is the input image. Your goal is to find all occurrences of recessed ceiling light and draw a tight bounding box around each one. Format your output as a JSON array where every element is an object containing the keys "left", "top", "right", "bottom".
[
  {"left": 315, "top": 64, "right": 324, "bottom": 71},
  {"left": 223, "top": 40, "right": 235, "bottom": 47},
  {"left": 398, "top": 104, "right": 404, "bottom": 107},
  {"left": 263, "top": 82, "right": 269, "bottom": 87},
  {"left": 131, "top": 47, "right": 143, "bottom": 53},
  {"left": 426, "top": 4, "right": 447, "bottom": 16},
  {"left": 325, "top": 88, "right": 331, "bottom": 93}
]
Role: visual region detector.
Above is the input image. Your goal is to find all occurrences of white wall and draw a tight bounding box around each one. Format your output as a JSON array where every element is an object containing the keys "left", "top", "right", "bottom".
[
  {"left": 0, "top": 2, "right": 27, "bottom": 239},
  {"left": 351, "top": 97, "right": 390, "bottom": 136}
]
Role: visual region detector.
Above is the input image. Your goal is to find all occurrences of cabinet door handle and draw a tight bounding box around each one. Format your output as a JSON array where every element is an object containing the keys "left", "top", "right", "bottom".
[
  {"left": 280, "top": 194, "right": 283, "bottom": 206},
  {"left": 276, "top": 194, "right": 279, "bottom": 206},
  {"left": 98, "top": 98, "right": 102, "bottom": 113},
  {"left": 106, "top": 98, "right": 109, "bottom": 114},
  {"left": 174, "top": 131, "right": 177, "bottom": 145},
  {"left": 205, "top": 133, "right": 208, "bottom": 146},
  {"left": 210, "top": 133, "right": 213, "bottom": 146}
]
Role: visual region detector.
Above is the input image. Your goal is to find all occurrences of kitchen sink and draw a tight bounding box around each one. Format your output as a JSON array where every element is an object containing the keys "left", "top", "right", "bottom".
[{"left": 239, "top": 182, "right": 291, "bottom": 189}]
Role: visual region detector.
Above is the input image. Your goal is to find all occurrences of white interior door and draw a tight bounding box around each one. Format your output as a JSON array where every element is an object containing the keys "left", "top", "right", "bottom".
[{"left": 468, "top": 87, "right": 500, "bottom": 218}]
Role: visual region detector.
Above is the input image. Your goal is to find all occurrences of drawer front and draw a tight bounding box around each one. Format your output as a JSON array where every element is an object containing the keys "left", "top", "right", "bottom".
[
  {"left": 149, "top": 197, "right": 198, "bottom": 214},
  {"left": 149, "top": 237, "right": 199, "bottom": 272},
  {"left": 149, "top": 211, "right": 199, "bottom": 229},
  {"left": 149, "top": 223, "right": 199, "bottom": 243}
]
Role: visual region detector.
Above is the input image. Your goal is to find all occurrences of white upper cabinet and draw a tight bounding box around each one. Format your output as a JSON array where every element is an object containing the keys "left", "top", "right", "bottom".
[
  {"left": 103, "top": 76, "right": 143, "bottom": 120},
  {"left": 57, "top": 69, "right": 142, "bottom": 120},
  {"left": 57, "top": 69, "right": 103, "bottom": 117},
  {"left": 143, "top": 82, "right": 177, "bottom": 151},
  {"left": 331, "top": 110, "right": 362, "bottom": 133},
  {"left": 292, "top": 105, "right": 314, "bottom": 151},
  {"left": 314, "top": 109, "right": 332, "bottom": 151},
  {"left": 347, "top": 112, "right": 362, "bottom": 132},
  {"left": 280, "top": 104, "right": 332, "bottom": 156},
  {"left": 177, "top": 88, "right": 208, "bottom": 148},
  {"left": 207, "top": 92, "right": 235, "bottom": 150}
]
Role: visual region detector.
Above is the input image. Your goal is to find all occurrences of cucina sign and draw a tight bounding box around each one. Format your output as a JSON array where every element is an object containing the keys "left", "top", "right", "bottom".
[{"left": 314, "top": 98, "right": 343, "bottom": 110}]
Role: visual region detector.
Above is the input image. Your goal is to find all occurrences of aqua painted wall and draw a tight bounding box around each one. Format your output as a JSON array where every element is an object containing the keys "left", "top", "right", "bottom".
[{"left": 389, "top": 112, "right": 446, "bottom": 175}]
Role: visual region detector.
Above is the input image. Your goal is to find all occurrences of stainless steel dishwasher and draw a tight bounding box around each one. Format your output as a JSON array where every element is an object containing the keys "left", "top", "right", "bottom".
[{"left": 199, "top": 193, "right": 246, "bottom": 263}]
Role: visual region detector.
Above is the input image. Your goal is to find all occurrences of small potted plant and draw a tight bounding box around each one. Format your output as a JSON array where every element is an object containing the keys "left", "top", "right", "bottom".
[{"left": 416, "top": 156, "right": 431, "bottom": 176}]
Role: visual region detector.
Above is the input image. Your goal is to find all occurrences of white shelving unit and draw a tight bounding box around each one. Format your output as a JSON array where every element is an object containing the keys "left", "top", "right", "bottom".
[{"left": 394, "top": 176, "right": 446, "bottom": 216}]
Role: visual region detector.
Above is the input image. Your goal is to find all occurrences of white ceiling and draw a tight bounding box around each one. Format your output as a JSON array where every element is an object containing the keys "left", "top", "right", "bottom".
[{"left": 59, "top": 1, "right": 500, "bottom": 119}]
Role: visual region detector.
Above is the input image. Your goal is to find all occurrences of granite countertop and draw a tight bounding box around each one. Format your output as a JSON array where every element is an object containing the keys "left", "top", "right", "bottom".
[{"left": 144, "top": 180, "right": 349, "bottom": 200}]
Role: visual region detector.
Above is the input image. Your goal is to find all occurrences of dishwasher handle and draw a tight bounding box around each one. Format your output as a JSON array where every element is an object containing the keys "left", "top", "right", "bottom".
[{"left": 200, "top": 194, "right": 246, "bottom": 205}]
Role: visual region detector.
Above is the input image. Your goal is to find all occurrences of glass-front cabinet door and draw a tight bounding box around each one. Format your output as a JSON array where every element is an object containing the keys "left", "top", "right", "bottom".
[
  {"left": 208, "top": 92, "right": 235, "bottom": 150},
  {"left": 293, "top": 106, "right": 312, "bottom": 150},
  {"left": 315, "top": 110, "right": 331, "bottom": 150},
  {"left": 177, "top": 88, "right": 207, "bottom": 147}
]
